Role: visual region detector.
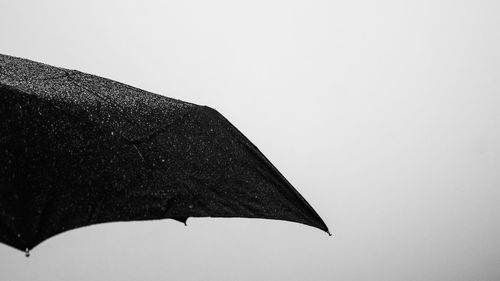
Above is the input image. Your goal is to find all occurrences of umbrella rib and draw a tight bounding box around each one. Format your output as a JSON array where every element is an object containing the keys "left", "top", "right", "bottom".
[
  {"left": 40, "top": 71, "right": 78, "bottom": 81},
  {"left": 64, "top": 74, "right": 146, "bottom": 134},
  {"left": 126, "top": 105, "right": 202, "bottom": 144}
]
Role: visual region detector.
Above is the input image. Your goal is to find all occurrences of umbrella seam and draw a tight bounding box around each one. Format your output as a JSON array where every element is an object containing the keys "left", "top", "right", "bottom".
[{"left": 65, "top": 74, "right": 147, "bottom": 134}]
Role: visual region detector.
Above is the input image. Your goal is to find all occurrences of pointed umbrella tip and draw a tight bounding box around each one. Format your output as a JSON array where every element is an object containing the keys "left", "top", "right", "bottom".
[
  {"left": 327, "top": 230, "right": 332, "bottom": 237},
  {"left": 25, "top": 248, "right": 30, "bottom": 258}
]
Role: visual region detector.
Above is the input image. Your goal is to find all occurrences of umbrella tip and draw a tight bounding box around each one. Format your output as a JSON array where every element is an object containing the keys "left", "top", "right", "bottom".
[
  {"left": 327, "top": 230, "right": 332, "bottom": 237},
  {"left": 25, "top": 248, "right": 30, "bottom": 258}
]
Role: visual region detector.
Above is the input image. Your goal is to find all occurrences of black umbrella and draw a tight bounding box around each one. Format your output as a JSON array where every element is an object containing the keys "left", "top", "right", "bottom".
[{"left": 0, "top": 54, "right": 329, "bottom": 256}]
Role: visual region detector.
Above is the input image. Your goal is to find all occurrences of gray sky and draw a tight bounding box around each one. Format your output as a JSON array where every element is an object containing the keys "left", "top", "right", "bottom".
[{"left": 1, "top": 1, "right": 500, "bottom": 280}]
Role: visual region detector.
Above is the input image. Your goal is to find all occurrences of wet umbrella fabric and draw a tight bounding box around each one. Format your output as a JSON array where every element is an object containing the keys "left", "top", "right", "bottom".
[{"left": 0, "top": 54, "right": 329, "bottom": 254}]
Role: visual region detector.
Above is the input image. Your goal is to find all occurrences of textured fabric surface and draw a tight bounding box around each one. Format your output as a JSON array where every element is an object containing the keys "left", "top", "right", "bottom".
[{"left": 0, "top": 54, "right": 329, "bottom": 253}]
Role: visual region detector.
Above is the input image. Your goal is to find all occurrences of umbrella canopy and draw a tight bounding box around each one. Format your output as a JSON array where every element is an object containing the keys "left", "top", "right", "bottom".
[{"left": 0, "top": 54, "right": 329, "bottom": 255}]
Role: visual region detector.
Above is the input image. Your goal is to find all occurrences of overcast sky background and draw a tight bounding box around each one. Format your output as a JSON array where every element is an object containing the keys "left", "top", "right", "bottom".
[{"left": 1, "top": 1, "right": 500, "bottom": 280}]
